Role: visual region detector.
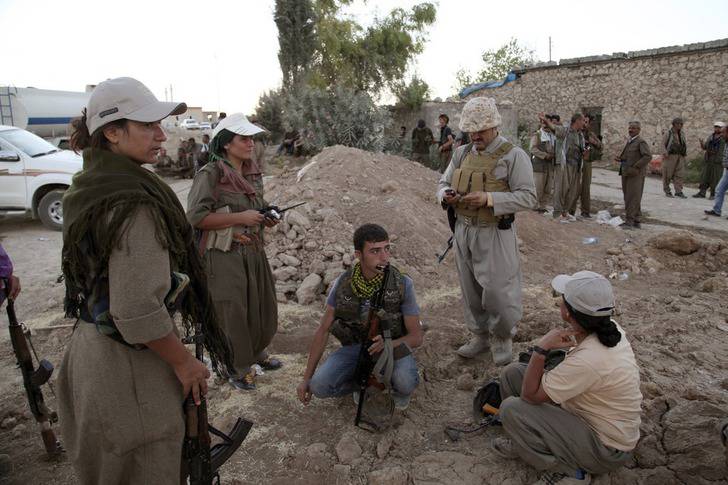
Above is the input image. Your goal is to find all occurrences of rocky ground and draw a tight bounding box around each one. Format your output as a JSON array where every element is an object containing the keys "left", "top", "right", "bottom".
[{"left": 0, "top": 146, "right": 727, "bottom": 484}]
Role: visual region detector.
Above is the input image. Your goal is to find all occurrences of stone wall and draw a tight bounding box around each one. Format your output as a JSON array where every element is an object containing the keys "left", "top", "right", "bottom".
[
  {"left": 464, "top": 39, "right": 728, "bottom": 160},
  {"left": 392, "top": 100, "right": 517, "bottom": 145}
]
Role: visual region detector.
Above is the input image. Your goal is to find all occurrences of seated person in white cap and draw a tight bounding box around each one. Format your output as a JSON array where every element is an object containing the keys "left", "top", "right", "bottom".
[{"left": 491, "top": 271, "right": 642, "bottom": 485}]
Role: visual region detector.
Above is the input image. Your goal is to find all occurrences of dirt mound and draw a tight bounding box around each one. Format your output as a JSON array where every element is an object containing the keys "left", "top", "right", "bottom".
[{"left": 262, "top": 145, "right": 450, "bottom": 303}]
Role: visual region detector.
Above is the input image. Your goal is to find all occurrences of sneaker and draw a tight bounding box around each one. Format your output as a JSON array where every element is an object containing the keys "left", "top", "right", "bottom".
[
  {"left": 490, "top": 437, "right": 518, "bottom": 460},
  {"left": 258, "top": 357, "right": 283, "bottom": 371},
  {"left": 491, "top": 337, "right": 513, "bottom": 366},
  {"left": 665, "top": 191, "right": 674, "bottom": 198},
  {"left": 559, "top": 215, "right": 572, "bottom": 224},
  {"left": 567, "top": 214, "right": 577, "bottom": 222},
  {"left": 705, "top": 210, "right": 722, "bottom": 217},
  {"left": 692, "top": 192, "right": 706, "bottom": 198},
  {"left": 580, "top": 212, "right": 591, "bottom": 219},
  {"left": 675, "top": 192, "right": 687, "bottom": 199},
  {"left": 533, "top": 471, "right": 591, "bottom": 484},
  {"left": 229, "top": 370, "right": 256, "bottom": 391},
  {"left": 456, "top": 334, "right": 490, "bottom": 359}
]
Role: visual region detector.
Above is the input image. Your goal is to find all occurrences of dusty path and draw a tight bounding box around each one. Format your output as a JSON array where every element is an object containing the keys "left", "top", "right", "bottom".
[{"left": 590, "top": 168, "right": 728, "bottom": 234}]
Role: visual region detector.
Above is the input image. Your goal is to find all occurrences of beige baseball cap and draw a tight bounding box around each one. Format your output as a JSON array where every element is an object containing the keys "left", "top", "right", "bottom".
[
  {"left": 459, "top": 97, "right": 502, "bottom": 132},
  {"left": 212, "top": 113, "right": 265, "bottom": 139},
  {"left": 85, "top": 77, "right": 186, "bottom": 134},
  {"left": 551, "top": 271, "right": 615, "bottom": 317}
]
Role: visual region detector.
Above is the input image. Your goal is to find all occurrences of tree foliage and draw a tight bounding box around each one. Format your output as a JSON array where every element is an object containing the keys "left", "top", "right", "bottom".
[
  {"left": 274, "top": 0, "right": 317, "bottom": 89},
  {"left": 253, "top": 89, "right": 286, "bottom": 138},
  {"left": 393, "top": 76, "right": 430, "bottom": 111},
  {"left": 281, "top": 85, "right": 391, "bottom": 153},
  {"left": 454, "top": 38, "right": 536, "bottom": 93},
  {"left": 309, "top": 1, "right": 436, "bottom": 94}
]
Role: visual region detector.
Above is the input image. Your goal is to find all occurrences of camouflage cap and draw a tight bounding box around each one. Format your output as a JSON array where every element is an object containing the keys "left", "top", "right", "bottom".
[{"left": 459, "top": 97, "right": 501, "bottom": 132}]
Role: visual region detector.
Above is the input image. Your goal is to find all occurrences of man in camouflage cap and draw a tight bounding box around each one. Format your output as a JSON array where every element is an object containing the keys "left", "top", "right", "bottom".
[{"left": 437, "top": 97, "right": 536, "bottom": 365}]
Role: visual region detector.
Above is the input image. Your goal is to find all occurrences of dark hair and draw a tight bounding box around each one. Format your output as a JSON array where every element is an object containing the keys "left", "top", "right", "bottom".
[
  {"left": 564, "top": 299, "right": 621, "bottom": 347},
  {"left": 570, "top": 113, "right": 584, "bottom": 125},
  {"left": 439, "top": 114, "right": 449, "bottom": 123},
  {"left": 400, "top": 126, "right": 407, "bottom": 130},
  {"left": 70, "top": 108, "right": 127, "bottom": 153},
  {"left": 417, "top": 119, "right": 425, "bottom": 129},
  {"left": 210, "top": 128, "right": 236, "bottom": 158},
  {"left": 353, "top": 224, "right": 389, "bottom": 251}
]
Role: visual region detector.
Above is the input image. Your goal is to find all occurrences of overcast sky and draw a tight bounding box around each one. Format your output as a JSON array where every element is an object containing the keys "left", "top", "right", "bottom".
[{"left": 2, "top": 0, "right": 726, "bottom": 114}]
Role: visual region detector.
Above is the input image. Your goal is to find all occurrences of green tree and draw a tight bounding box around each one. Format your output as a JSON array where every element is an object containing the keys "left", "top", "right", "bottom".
[
  {"left": 393, "top": 76, "right": 430, "bottom": 111},
  {"left": 454, "top": 38, "right": 536, "bottom": 93},
  {"left": 275, "top": 0, "right": 317, "bottom": 90},
  {"left": 253, "top": 89, "right": 286, "bottom": 139},
  {"left": 309, "top": 1, "right": 436, "bottom": 94}
]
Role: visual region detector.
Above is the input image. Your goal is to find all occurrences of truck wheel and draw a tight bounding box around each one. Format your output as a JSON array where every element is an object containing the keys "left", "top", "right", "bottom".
[{"left": 38, "top": 189, "right": 65, "bottom": 231}]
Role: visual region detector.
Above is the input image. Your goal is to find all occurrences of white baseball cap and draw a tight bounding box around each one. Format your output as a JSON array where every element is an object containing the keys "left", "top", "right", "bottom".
[
  {"left": 212, "top": 113, "right": 265, "bottom": 139},
  {"left": 85, "top": 77, "right": 186, "bottom": 134},
  {"left": 714, "top": 121, "right": 725, "bottom": 128},
  {"left": 551, "top": 271, "right": 615, "bottom": 317}
]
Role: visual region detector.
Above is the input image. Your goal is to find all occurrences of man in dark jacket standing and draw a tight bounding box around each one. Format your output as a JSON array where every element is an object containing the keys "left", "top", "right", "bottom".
[{"left": 616, "top": 122, "right": 652, "bottom": 229}]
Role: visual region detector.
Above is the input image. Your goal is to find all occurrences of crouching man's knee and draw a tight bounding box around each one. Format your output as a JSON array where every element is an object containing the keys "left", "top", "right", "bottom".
[{"left": 391, "top": 358, "right": 420, "bottom": 396}]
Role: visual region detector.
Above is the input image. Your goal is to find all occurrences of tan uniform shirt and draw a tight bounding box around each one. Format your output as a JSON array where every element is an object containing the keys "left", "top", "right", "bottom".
[{"left": 542, "top": 324, "right": 642, "bottom": 451}]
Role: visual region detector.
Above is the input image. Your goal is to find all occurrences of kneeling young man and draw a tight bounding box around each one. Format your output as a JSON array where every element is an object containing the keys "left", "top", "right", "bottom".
[
  {"left": 492, "top": 271, "right": 642, "bottom": 484},
  {"left": 297, "top": 224, "right": 423, "bottom": 410}
]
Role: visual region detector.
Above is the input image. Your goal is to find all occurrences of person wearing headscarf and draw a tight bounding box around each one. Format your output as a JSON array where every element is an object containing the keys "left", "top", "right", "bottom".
[
  {"left": 57, "top": 77, "right": 234, "bottom": 484},
  {"left": 187, "top": 113, "right": 282, "bottom": 390}
]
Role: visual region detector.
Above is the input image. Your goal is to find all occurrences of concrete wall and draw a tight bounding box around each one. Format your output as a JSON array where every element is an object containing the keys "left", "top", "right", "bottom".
[
  {"left": 393, "top": 100, "right": 518, "bottom": 146},
  {"left": 464, "top": 38, "right": 728, "bottom": 160}
]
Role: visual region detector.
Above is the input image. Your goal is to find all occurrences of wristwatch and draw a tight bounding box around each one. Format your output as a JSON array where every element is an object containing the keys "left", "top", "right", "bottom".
[{"left": 529, "top": 345, "right": 549, "bottom": 357}]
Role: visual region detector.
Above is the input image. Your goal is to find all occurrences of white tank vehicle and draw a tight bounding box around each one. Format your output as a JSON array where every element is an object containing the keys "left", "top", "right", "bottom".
[{"left": 0, "top": 86, "right": 91, "bottom": 140}]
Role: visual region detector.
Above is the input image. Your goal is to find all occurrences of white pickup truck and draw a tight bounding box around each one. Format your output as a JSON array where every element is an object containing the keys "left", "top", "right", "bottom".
[{"left": 0, "top": 125, "right": 82, "bottom": 230}]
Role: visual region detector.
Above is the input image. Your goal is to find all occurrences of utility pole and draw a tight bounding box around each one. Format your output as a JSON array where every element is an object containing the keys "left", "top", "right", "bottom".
[{"left": 549, "top": 36, "right": 552, "bottom": 62}]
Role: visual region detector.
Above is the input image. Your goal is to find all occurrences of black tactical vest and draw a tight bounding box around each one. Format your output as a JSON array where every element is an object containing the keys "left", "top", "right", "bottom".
[{"left": 330, "top": 266, "right": 406, "bottom": 346}]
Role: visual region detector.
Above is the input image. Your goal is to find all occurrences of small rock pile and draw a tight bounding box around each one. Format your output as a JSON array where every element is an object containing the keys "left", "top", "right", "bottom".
[
  {"left": 262, "top": 146, "right": 451, "bottom": 304},
  {"left": 604, "top": 229, "right": 728, "bottom": 278}
]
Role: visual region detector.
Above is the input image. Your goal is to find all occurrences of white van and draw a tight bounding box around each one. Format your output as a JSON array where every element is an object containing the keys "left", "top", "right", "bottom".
[{"left": 0, "top": 125, "right": 82, "bottom": 230}]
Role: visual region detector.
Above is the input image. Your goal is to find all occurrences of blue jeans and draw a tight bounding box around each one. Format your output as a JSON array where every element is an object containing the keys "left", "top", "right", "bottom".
[
  {"left": 712, "top": 168, "right": 728, "bottom": 215},
  {"left": 309, "top": 344, "right": 419, "bottom": 399}
]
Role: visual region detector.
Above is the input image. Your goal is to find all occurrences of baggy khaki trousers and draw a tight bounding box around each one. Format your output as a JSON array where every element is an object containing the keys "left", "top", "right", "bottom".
[
  {"left": 621, "top": 173, "right": 645, "bottom": 225},
  {"left": 453, "top": 219, "right": 522, "bottom": 341},
  {"left": 570, "top": 162, "right": 591, "bottom": 215},
  {"left": 533, "top": 165, "right": 555, "bottom": 210},
  {"left": 498, "top": 362, "right": 631, "bottom": 475},
  {"left": 553, "top": 163, "right": 581, "bottom": 217},
  {"left": 662, "top": 154, "right": 685, "bottom": 193}
]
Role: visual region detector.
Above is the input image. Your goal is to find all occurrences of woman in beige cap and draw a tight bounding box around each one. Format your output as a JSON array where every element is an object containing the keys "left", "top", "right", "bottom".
[
  {"left": 57, "top": 77, "right": 234, "bottom": 484},
  {"left": 187, "top": 113, "right": 281, "bottom": 391}
]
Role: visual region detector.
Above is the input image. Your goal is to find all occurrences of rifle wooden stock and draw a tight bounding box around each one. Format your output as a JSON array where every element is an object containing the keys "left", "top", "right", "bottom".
[
  {"left": 3, "top": 282, "right": 61, "bottom": 455},
  {"left": 181, "top": 322, "right": 253, "bottom": 485}
]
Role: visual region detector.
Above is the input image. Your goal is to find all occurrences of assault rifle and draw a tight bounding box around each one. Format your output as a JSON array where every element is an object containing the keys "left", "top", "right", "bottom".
[
  {"left": 2, "top": 279, "right": 62, "bottom": 455},
  {"left": 353, "top": 264, "right": 392, "bottom": 431},
  {"left": 259, "top": 202, "right": 306, "bottom": 221},
  {"left": 181, "top": 322, "right": 253, "bottom": 485},
  {"left": 436, "top": 195, "right": 458, "bottom": 264}
]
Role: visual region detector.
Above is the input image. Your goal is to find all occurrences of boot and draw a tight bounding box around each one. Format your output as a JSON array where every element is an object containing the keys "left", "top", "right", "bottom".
[
  {"left": 674, "top": 192, "right": 687, "bottom": 199},
  {"left": 693, "top": 191, "right": 706, "bottom": 198},
  {"left": 491, "top": 337, "right": 513, "bottom": 366},
  {"left": 456, "top": 334, "right": 490, "bottom": 358}
]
